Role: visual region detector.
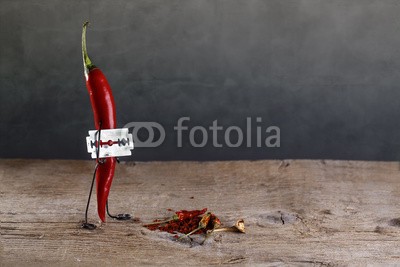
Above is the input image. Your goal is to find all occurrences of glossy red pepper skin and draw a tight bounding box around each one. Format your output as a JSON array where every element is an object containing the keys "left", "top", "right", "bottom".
[
  {"left": 85, "top": 68, "right": 117, "bottom": 130},
  {"left": 83, "top": 22, "right": 117, "bottom": 222},
  {"left": 95, "top": 157, "right": 116, "bottom": 222}
]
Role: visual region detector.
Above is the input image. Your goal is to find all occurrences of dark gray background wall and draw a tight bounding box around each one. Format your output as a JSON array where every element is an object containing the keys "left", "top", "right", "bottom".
[{"left": 1, "top": 0, "right": 400, "bottom": 161}]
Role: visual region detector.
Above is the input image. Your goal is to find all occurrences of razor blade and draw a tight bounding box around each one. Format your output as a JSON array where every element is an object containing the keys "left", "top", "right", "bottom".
[{"left": 86, "top": 128, "right": 134, "bottom": 159}]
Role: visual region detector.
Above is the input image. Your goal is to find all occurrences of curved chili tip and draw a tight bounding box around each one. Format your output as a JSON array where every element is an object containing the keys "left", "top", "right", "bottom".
[
  {"left": 96, "top": 157, "right": 117, "bottom": 222},
  {"left": 98, "top": 200, "right": 106, "bottom": 222},
  {"left": 82, "top": 21, "right": 95, "bottom": 78}
]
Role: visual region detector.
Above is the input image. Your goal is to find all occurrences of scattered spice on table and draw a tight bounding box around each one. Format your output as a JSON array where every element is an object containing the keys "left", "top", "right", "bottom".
[
  {"left": 143, "top": 208, "right": 244, "bottom": 242},
  {"left": 144, "top": 208, "right": 215, "bottom": 235}
]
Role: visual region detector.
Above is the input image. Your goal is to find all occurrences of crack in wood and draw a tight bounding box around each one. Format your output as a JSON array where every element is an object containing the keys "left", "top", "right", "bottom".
[{"left": 225, "top": 256, "right": 246, "bottom": 264}]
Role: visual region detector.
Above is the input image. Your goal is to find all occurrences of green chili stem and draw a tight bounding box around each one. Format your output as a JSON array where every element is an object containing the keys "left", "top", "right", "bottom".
[
  {"left": 179, "top": 226, "right": 201, "bottom": 240},
  {"left": 143, "top": 214, "right": 179, "bottom": 226},
  {"left": 82, "top": 21, "right": 95, "bottom": 77},
  {"left": 143, "top": 219, "right": 172, "bottom": 226}
]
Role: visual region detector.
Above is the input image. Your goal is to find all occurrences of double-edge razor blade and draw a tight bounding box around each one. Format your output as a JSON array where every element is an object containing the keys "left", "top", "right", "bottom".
[{"left": 86, "top": 128, "right": 134, "bottom": 159}]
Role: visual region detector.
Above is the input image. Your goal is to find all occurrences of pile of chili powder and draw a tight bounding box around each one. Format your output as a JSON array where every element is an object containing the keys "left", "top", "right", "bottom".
[{"left": 145, "top": 208, "right": 220, "bottom": 236}]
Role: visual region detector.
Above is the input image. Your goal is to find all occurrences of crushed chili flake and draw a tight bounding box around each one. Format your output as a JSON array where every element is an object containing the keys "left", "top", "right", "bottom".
[{"left": 145, "top": 208, "right": 219, "bottom": 237}]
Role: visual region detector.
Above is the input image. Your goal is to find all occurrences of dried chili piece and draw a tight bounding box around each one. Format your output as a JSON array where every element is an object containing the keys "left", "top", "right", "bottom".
[
  {"left": 143, "top": 208, "right": 207, "bottom": 227},
  {"left": 178, "top": 212, "right": 212, "bottom": 240},
  {"left": 144, "top": 208, "right": 225, "bottom": 243},
  {"left": 175, "top": 208, "right": 208, "bottom": 221}
]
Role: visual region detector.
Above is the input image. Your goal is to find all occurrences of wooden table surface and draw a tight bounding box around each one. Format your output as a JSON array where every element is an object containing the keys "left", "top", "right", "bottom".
[{"left": 1, "top": 159, "right": 400, "bottom": 265}]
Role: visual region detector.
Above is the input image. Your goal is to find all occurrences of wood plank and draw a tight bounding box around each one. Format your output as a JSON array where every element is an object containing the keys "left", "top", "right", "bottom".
[{"left": 1, "top": 159, "right": 400, "bottom": 265}]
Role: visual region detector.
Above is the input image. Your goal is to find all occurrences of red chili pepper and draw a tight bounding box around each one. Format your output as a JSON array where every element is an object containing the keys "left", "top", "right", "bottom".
[{"left": 82, "top": 22, "right": 116, "bottom": 222}]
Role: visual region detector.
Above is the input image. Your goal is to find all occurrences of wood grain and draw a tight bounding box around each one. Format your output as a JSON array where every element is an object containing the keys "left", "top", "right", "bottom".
[{"left": 1, "top": 159, "right": 400, "bottom": 265}]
